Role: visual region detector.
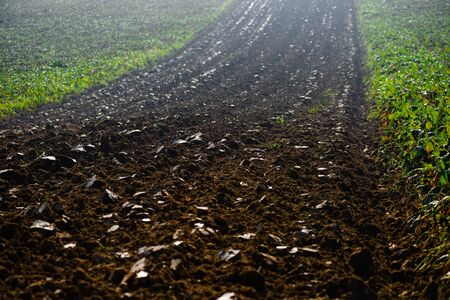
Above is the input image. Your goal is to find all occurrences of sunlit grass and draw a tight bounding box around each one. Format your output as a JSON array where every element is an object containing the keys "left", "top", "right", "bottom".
[
  {"left": 360, "top": 0, "right": 449, "bottom": 274},
  {"left": 0, "top": 0, "right": 233, "bottom": 116}
]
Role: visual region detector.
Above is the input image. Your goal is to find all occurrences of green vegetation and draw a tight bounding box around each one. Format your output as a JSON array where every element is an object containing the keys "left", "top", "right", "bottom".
[
  {"left": 267, "top": 143, "right": 281, "bottom": 150},
  {"left": 322, "top": 88, "right": 336, "bottom": 98},
  {"left": 307, "top": 96, "right": 331, "bottom": 114},
  {"left": 0, "top": 0, "right": 233, "bottom": 116},
  {"left": 275, "top": 115, "right": 285, "bottom": 126},
  {"left": 307, "top": 104, "right": 322, "bottom": 114},
  {"left": 267, "top": 138, "right": 290, "bottom": 151},
  {"left": 360, "top": 0, "right": 449, "bottom": 274}
]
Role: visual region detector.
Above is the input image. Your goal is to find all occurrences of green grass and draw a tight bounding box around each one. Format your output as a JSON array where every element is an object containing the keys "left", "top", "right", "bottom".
[
  {"left": 0, "top": 0, "right": 233, "bottom": 116},
  {"left": 359, "top": 0, "right": 449, "bottom": 274}
]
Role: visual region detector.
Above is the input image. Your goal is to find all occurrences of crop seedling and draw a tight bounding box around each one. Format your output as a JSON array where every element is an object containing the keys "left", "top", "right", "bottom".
[
  {"left": 267, "top": 143, "right": 281, "bottom": 150},
  {"left": 322, "top": 88, "right": 336, "bottom": 98},
  {"left": 0, "top": 0, "right": 234, "bottom": 116},
  {"left": 360, "top": 0, "right": 449, "bottom": 274},
  {"left": 307, "top": 105, "right": 321, "bottom": 114},
  {"left": 267, "top": 138, "right": 290, "bottom": 150},
  {"left": 276, "top": 115, "right": 285, "bottom": 126}
]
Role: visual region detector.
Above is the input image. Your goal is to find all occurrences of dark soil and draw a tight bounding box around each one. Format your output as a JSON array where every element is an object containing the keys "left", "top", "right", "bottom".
[{"left": 0, "top": 0, "right": 446, "bottom": 298}]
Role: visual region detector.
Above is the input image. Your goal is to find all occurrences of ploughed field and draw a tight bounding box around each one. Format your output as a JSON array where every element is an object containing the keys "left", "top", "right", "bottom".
[
  {"left": 0, "top": 0, "right": 231, "bottom": 115},
  {"left": 0, "top": 0, "right": 443, "bottom": 298}
]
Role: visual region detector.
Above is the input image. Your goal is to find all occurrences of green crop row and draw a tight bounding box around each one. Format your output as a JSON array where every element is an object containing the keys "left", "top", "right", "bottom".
[
  {"left": 359, "top": 0, "right": 449, "bottom": 275},
  {"left": 0, "top": 0, "right": 233, "bottom": 116}
]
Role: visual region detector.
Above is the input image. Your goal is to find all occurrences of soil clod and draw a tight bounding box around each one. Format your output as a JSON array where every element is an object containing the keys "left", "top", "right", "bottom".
[{"left": 348, "top": 248, "right": 375, "bottom": 278}]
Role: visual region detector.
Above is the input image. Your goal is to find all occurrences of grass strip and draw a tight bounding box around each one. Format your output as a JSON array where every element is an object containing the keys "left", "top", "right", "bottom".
[
  {"left": 359, "top": 0, "right": 449, "bottom": 277},
  {"left": 0, "top": 0, "right": 233, "bottom": 116}
]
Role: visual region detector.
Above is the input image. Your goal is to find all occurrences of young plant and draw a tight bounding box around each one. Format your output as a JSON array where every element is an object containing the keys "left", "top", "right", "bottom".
[
  {"left": 360, "top": 0, "right": 449, "bottom": 274},
  {"left": 0, "top": 0, "right": 234, "bottom": 116},
  {"left": 307, "top": 105, "right": 321, "bottom": 114},
  {"left": 267, "top": 143, "right": 281, "bottom": 150},
  {"left": 276, "top": 115, "right": 285, "bottom": 126}
]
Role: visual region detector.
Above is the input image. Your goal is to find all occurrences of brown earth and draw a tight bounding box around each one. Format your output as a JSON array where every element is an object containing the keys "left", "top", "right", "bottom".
[{"left": 0, "top": 0, "right": 446, "bottom": 298}]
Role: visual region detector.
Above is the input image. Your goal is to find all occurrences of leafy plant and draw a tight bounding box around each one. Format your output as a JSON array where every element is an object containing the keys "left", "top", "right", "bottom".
[
  {"left": 276, "top": 115, "right": 285, "bottom": 126},
  {"left": 322, "top": 88, "right": 336, "bottom": 98},
  {"left": 267, "top": 143, "right": 281, "bottom": 150},
  {"left": 267, "top": 138, "right": 290, "bottom": 150},
  {"left": 0, "top": 0, "right": 234, "bottom": 116},
  {"left": 307, "top": 105, "right": 321, "bottom": 114},
  {"left": 360, "top": 0, "right": 449, "bottom": 274}
]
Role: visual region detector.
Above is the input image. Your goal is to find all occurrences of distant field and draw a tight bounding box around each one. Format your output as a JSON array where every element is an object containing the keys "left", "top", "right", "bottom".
[
  {"left": 0, "top": 0, "right": 232, "bottom": 116},
  {"left": 360, "top": 0, "right": 449, "bottom": 273}
]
